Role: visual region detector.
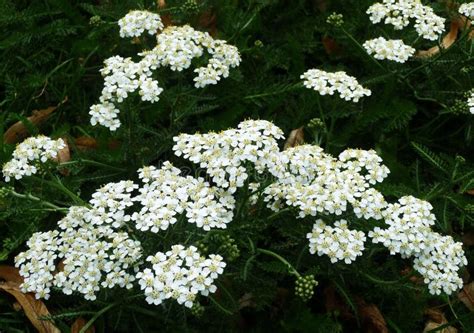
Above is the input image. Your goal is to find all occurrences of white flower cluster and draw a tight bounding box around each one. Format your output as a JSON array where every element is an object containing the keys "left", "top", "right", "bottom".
[
  {"left": 89, "top": 55, "right": 163, "bottom": 130},
  {"left": 137, "top": 245, "right": 225, "bottom": 308},
  {"left": 118, "top": 10, "right": 164, "bottom": 38},
  {"left": 133, "top": 161, "right": 235, "bottom": 232},
  {"left": 307, "top": 219, "right": 366, "bottom": 264},
  {"left": 173, "top": 120, "right": 284, "bottom": 192},
  {"left": 363, "top": 37, "right": 415, "bottom": 63},
  {"left": 2, "top": 135, "right": 66, "bottom": 182},
  {"left": 459, "top": 3, "right": 474, "bottom": 23},
  {"left": 468, "top": 92, "right": 474, "bottom": 114},
  {"left": 369, "top": 196, "right": 467, "bottom": 295},
  {"left": 90, "top": 12, "right": 240, "bottom": 131},
  {"left": 300, "top": 69, "right": 372, "bottom": 102},
  {"left": 139, "top": 25, "right": 241, "bottom": 87},
  {"left": 260, "top": 145, "right": 390, "bottom": 218},
  {"left": 175, "top": 120, "right": 466, "bottom": 295},
  {"left": 367, "top": 0, "right": 445, "bottom": 41},
  {"left": 15, "top": 205, "right": 142, "bottom": 301}
]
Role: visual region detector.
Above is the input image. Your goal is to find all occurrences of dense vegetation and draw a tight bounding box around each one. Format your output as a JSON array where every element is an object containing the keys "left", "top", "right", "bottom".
[{"left": 0, "top": 0, "right": 473, "bottom": 332}]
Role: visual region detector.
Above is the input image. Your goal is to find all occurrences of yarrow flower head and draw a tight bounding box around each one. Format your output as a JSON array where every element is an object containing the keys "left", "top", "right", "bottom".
[
  {"left": 307, "top": 219, "right": 366, "bottom": 264},
  {"left": 459, "top": 3, "right": 474, "bottom": 24},
  {"left": 118, "top": 10, "right": 164, "bottom": 38},
  {"left": 363, "top": 37, "right": 415, "bottom": 63},
  {"left": 137, "top": 245, "right": 225, "bottom": 308},
  {"left": 133, "top": 161, "right": 235, "bottom": 232},
  {"left": 369, "top": 196, "right": 467, "bottom": 295},
  {"left": 173, "top": 120, "right": 284, "bottom": 192},
  {"left": 367, "top": 0, "right": 446, "bottom": 41},
  {"left": 90, "top": 11, "right": 240, "bottom": 131},
  {"left": 2, "top": 136, "right": 66, "bottom": 182},
  {"left": 301, "top": 69, "right": 371, "bottom": 102}
]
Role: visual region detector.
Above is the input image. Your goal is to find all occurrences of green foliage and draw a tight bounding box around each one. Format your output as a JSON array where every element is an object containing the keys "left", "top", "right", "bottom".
[{"left": 0, "top": 0, "right": 474, "bottom": 332}]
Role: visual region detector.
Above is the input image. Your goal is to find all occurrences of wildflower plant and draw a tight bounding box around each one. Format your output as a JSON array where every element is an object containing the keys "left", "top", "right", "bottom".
[{"left": 1, "top": 0, "right": 473, "bottom": 332}]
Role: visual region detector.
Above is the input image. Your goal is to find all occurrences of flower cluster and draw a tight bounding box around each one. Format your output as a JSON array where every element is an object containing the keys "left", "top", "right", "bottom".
[
  {"left": 15, "top": 205, "right": 142, "bottom": 301},
  {"left": 133, "top": 161, "right": 235, "bottom": 232},
  {"left": 173, "top": 119, "right": 284, "bottom": 192},
  {"left": 2, "top": 136, "right": 66, "bottom": 182},
  {"left": 468, "top": 92, "right": 474, "bottom": 114},
  {"left": 139, "top": 25, "right": 241, "bottom": 87},
  {"left": 14, "top": 120, "right": 468, "bottom": 303},
  {"left": 369, "top": 196, "right": 467, "bottom": 295},
  {"left": 89, "top": 55, "right": 163, "bottom": 130},
  {"left": 118, "top": 10, "right": 164, "bottom": 38},
  {"left": 307, "top": 219, "right": 366, "bottom": 264},
  {"left": 367, "top": 0, "right": 445, "bottom": 40},
  {"left": 90, "top": 11, "right": 240, "bottom": 130},
  {"left": 137, "top": 245, "right": 225, "bottom": 308},
  {"left": 459, "top": 3, "right": 474, "bottom": 23},
  {"left": 301, "top": 69, "right": 372, "bottom": 102},
  {"left": 363, "top": 37, "right": 415, "bottom": 63},
  {"left": 260, "top": 145, "right": 390, "bottom": 218}
]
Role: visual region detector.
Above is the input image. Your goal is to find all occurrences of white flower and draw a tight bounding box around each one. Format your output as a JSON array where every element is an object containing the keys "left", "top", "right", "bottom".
[
  {"left": 363, "top": 37, "right": 415, "bottom": 63},
  {"left": 132, "top": 162, "right": 235, "bottom": 232},
  {"left": 467, "top": 92, "right": 474, "bottom": 114},
  {"left": 137, "top": 246, "right": 225, "bottom": 308},
  {"left": 15, "top": 206, "right": 142, "bottom": 300},
  {"left": 367, "top": 0, "right": 445, "bottom": 41},
  {"left": 118, "top": 10, "right": 164, "bottom": 38},
  {"left": 459, "top": 3, "right": 474, "bottom": 23},
  {"left": 2, "top": 136, "right": 66, "bottom": 182},
  {"left": 307, "top": 219, "right": 366, "bottom": 264},
  {"left": 91, "top": 14, "right": 241, "bottom": 131},
  {"left": 300, "top": 69, "right": 371, "bottom": 102},
  {"left": 173, "top": 120, "right": 284, "bottom": 192}
]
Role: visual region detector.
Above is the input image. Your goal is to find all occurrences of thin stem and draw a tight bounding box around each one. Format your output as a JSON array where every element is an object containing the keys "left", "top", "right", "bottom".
[
  {"left": 60, "top": 159, "right": 125, "bottom": 172},
  {"left": 340, "top": 27, "right": 387, "bottom": 73},
  {"left": 9, "top": 190, "right": 68, "bottom": 212},
  {"left": 257, "top": 248, "right": 300, "bottom": 277}
]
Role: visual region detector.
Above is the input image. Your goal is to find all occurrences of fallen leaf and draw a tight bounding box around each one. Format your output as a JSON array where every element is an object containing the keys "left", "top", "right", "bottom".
[
  {"left": 284, "top": 127, "right": 305, "bottom": 150},
  {"left": 466, "top": 189, "right": 474, "bottom": 196},
  {"left": 0, "top": 281, "right": 60, "bottom": 333},
  {"left": 324, "top": 285, "right": 354, "bottom": 320},
  {"left": 423, "top": 308, "right": 458, "bottom": 333},
  {"left": 0, "top": 265, "right": 23, "bottom": 284},
  {"left": 75, "top": 136, "right": 98, "bottom": 151},
  {"left": 357, "top": 299, "right": 388, "bottom": 333},
  {"left": 458, "top": 282, "right": 474, "bottom": 311},
  {"left": 3, "top": 97, "right": 67, "bottom": 144},
  {"left": 56, "top": 138, "right": 71, "bottom": 176},
  {"left": 198, "top": 10, "right": 218, "bottom": 36},
  {"left": 157, "top": 0, "right": 166, "bottom": 8},
  {"left": 71, "top": 317, "right": 95, "bottom": 333},
  {"left": 462, "top": 232, "right": 474, "bottom": 246},
  {"left": 322, "top": 36, "right": 342, "bottom": 56}
]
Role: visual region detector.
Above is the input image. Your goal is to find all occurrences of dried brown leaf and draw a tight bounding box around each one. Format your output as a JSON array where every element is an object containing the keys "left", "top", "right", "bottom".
[
  {"left": 322, "top": 36, "right": 342, "bottom": 56},
  {"left": 71, "top": 317, "right": 95, "bottom": 333},
  {"left": 357, "top": 299, "right": 388, "bottom": 333},
  {"left": 198, "top": 11, "right": 217, "bottom": 37},
  {"left": 462, "top": 232, "right": 474, "bottom": 246},
  {"left": 423, "top": 308, "right": 458, "bottom": 333},
  {"left": 458, "top": 282, "right": 474, "bottom": 311},
  {"left": 0, "top": 281, "right": 60, "bottom": 333},
  {"left": 0, "top": 265, "right": 23, "bottom": 284},
  {"left": 284, "top": 127, "right": 304, "bottom": 150},
  {"left": 75, "top": 136, "right": 98, "bottom": 151},
  {"left": 3, "top": 97, "right": 67, "bottom": 144}
]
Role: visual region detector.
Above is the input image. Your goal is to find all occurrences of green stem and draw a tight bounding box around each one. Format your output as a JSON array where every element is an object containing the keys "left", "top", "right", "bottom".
[
  {"left": 257, "top": 248, "right": 300, "bottom": 277},
  {"left": 9, "top": 190, "right": 68, "bottom": 212},
  {"left": 60, "top": 159, "right": 125, "bottom": 172},
  {"left": 209, "top": 296, "right": 234, "bottom": 315},
  {"left": 340, "top": 27, "right": 387, "bottom": 73}
]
